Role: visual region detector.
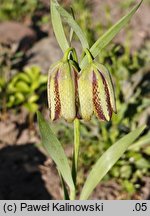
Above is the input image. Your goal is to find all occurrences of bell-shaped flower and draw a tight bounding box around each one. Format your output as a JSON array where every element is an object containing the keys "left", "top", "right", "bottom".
[
  {"left": 47, "top": 49, "right": 79, "bottom": 122},
  {"left": 78, "top": 51, "right": 116, "bottom": 121}
]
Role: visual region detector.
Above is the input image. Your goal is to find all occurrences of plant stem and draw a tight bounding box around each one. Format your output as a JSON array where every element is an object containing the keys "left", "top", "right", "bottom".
[
  {"left": 84, "top": 48, "right": 94, "bottom": 63},
  {"left": 71, "top": 118, "right": 80, "bottom": 199},
  {"left": 74, "top": 118, "right": 80, "bottom": 174},
  {"left": 63, "top": 47, "right": 74, "bottom": 62},
  {"left": 69, "top": 7, "right": 75, "bottom": 45}
]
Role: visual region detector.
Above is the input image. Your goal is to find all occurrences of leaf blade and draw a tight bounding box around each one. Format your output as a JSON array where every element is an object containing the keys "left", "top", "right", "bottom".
[
  {"left": 80, "top": 0, "right": 143, "bottom": 68},
  {"left": 80, "top": 125, "right": 146, "bottom": 200},
  {"left": 37, "top": 111, "right": 75, "bottom": 191},
  {"left": 128, "top": 132, "right": 150, "bottom": 150},
  {"left": 51, "top": 0, "right": 69, "bottom": 52},
  {"left": 52, "top": 0, "right": 89, "bottom": 49}
]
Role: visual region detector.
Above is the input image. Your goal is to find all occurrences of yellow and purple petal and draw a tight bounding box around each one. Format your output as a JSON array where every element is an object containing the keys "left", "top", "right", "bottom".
[
  {"left": 78, "top": 66, "right": 93, "bottom": 121},
  {"left": 95, "top": 63, "right": 117, "bottom": 113},
  {"left": 78, "top": 62, "right": 116, "bottom": 122},
  {"left": 47, "top": 60, "right": 79, "bottom": 122}
]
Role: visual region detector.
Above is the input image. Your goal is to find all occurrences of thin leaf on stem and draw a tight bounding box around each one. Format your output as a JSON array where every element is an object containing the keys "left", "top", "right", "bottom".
[
  {"left": 128, "top": 132, "right": 150, "bottom": 151},
  {"left": 69, "top": 7, "right": 75, "bottom": 45},
  {"left": 80, "top": 0, "right": 143, "bottom": 68},
  {"left": 37, "top": 112, "right": 75, "bottom": 195},
  {"left": 52, "top": 0, "right": 89, "bottom": 49},
  {"left": 80, "top": 125, "right": 146, "bottom": 200},
  {"left": 51, "top": 0, "right": 69, "bottom": 52}
]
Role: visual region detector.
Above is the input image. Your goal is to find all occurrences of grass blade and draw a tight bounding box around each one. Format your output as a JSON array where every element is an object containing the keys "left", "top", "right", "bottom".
[
  {"left": 128, "top": 132, "right": 150, "bottom": 150},
  {"left": 80, "top": 0, "right": 143, "bottom": 68},
  {"left": 51, "top": 0, "right": 69, "bottom": 52},
  {"left": 37, "top": 111, "right": 75, "bottom": 192},
  {"left": 80, "top": 125, "right": 146, "bottom": 200},
  {"left": 69, "top": 7, "right": 75, "bottom": 45},
  {"left": 52, "top": 0, "right": 89, "bottom": 49}
]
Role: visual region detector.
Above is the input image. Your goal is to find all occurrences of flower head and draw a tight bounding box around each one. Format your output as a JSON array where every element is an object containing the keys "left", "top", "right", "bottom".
[
  {"left": 47, "top": 49, "right": 79, "bottom": 122},
  {"left": 78, "top": 51, "right": 116, "bottom": 121}
]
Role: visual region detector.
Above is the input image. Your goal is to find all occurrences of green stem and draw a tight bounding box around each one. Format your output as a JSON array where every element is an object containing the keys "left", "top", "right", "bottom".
[
  {"left": 71, "top": 118, "right": 80, "bottom": 199},
  {"left": 69, "top": 7, "right": 75, "bottom": 46},
  {"left": 63, "top": 47, "right": 74, "bottom": 62},
  {"left": 63, "top": 47, "right": 79, "bottom": 64},
  {"left": 74, "top": 119, "right": 80, "bottom": 174},
  {"left": 84, "top": 48, "right": 94, "bottom": 64}
]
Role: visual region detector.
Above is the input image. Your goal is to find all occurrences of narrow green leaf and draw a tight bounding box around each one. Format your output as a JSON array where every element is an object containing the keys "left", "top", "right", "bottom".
[
  {"left": 80, "top": 125, "right": 146, "bottom": 200},
  {"left": 69, "top": 7, "right": 75, "bottom": 45},
  {"left": 37, "top": 111, "right": 75, "bottom": 192},
  {"left": 80, "top": 0, "right": 143, "bottom": 68},
  {"left": 128, "top": 132, "right": 150, "bottom": 150},
  {"left": 51, "top": 0, "right": 69, "bottom": 52},
  {"left": 52, "top": 0, "right": 89, "bottom": 49}
]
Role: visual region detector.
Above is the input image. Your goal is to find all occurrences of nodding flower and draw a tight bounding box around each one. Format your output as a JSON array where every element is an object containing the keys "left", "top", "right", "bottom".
[
  {"left": 47, "top": 48, "right": 79, "bottom": 122},
  {"left": 78, "top": 49, "right": 116, "bottom": 121}
]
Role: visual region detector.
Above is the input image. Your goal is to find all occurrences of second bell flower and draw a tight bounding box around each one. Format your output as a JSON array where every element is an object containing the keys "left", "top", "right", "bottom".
[{"left": 78, "top": 59, "right": 116, "bottom": 121}]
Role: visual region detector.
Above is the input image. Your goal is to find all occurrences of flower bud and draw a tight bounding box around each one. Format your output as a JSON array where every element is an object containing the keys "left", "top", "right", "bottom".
[
  {"left": 78, "top": 61, "right": 116, "bottom": 121},
  {"left": 47, "top": 59, "right": 78, "bottom": 122}
]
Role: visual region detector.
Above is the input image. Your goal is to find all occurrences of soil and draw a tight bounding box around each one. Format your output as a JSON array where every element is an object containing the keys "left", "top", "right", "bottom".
[{"left": 0, "top": 110, "right": 61, "bottom": 200}]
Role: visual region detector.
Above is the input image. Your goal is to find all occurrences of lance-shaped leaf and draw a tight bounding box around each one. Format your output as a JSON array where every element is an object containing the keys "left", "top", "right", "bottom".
[
  {"left": 37, "top": 111, "right": 75, "bottom": 192},
  {"left": 51, "top": 0, "right": 69, "bottom": 52},
  {"left": 80, "top": 0, "right": 143, "bottom": 68},
  {"left": 128, "top": 132, "right": 150, "bottom": 151},
  {"left": 52, "top": 0, "right": 89, "bottom": 49},
  {"left": 80, "top": 125, "right": 146, "bottom": 200}
]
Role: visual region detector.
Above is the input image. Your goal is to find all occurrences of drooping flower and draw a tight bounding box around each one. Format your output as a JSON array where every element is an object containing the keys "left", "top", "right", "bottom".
[
  {"left": 47, "top": 49, "right": 79, "bottom": 122},
  {"left": 78, "top": 53, "right": 116, "bottom": 121}
]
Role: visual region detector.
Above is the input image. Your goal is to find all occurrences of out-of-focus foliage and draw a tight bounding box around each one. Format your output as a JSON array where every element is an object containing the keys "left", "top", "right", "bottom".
[
  {"left": 0, "top": 44, "right": 24, "bottom": 113},
  {"left": 7, "top": 66, "right": 47, "bottom": 112},
  {"left": 0, "top": 0, "right": 41, "bottom": 21},
  {"left": 0, "top": 66, "right": 47, "bottom": 113}
]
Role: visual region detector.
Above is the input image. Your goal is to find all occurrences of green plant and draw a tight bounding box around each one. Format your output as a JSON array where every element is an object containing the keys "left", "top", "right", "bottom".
[
  {"left": 6, "top": 66, "right": 47, "bottom": 113},
  {"left": 0, "top": 45, "right": 22, "bottom": 115},
  {"left": 0, "top": 0, "right": 40, "bottom": 21},
  {"left": 37, "top": 0, "right": 147, "bottom": 200}
]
